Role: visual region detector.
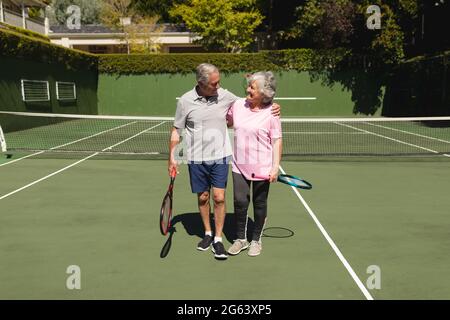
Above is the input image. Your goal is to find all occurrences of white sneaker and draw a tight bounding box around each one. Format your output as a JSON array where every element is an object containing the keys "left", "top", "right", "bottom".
[
  {"left": 227, "top": 239, "right": 250, "bottom": 255},
  {"left": 248, "top": 241, "right": 262, "bottom": 257}
]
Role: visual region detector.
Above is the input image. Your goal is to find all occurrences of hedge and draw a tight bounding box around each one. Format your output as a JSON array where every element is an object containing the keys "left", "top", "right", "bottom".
[
  {"left": 392, "top": 50, "right": 449, "bottom": 82},
  {"left": 0, "top": 21, "right": 50, "bottom": 42},
  {"left": 98, "top": 48, "right": 351, "bottom": 75},
  {"left": 402, "top": 50, "right": 450, "bottom": 65},
  {"left": 0, "top": 27, "right": 97, "bottom": 71},
  {"left": 0, "top": 25, "right": 358, "bottom": 75}
]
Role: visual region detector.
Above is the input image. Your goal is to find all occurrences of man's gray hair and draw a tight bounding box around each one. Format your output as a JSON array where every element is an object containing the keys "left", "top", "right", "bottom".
[
  {"left": 196, "top": 63, "right": 219, "bottom": 85},
  {"left": 247, "top": 71, "right": 276, "bottom": 105}
]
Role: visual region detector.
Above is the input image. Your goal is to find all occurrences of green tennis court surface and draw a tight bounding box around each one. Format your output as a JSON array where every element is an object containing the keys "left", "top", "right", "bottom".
[
  {"left": 1, "top": 156, "right": 450, "bottom": 299},
  {"left": 1, "top": 112, "right": 450, "bottom": 299}
]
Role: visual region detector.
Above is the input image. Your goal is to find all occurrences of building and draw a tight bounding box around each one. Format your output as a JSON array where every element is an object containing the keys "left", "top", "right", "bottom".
[
  {"left": 0, "top": 0, "right": 49, "bottom": 34},
  {"left": 0, "top": 0, "right": 203, "bottom": 54},
  {"left": 48, "top": 24, "right": 204, "bottom": 54}
]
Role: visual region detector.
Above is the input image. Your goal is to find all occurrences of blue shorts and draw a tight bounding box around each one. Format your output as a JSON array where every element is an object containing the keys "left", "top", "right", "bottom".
[{"left": 188, "top": 156, "right": 231, "bottom": 193}]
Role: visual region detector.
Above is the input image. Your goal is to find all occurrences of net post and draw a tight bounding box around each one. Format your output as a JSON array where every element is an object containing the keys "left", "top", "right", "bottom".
[
  {"left": 0, "top": 125, "right": 7, "bottom": 153},
  {"left": 56, "top": 80, "right": 60, "bottom": 100},
  {"left": 20, "top": 79, "right": 26, "bottom": 102}
]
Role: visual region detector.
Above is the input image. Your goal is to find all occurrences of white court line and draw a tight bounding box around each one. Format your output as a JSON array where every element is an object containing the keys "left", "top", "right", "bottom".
[
  {"left": 0, "top": 121, "right": 138, "bottom": 167},
  {"left": 0, "top": 153, "right": 98, "bottom": 200},
  {"left": 364, "top": 122, "right": 450, "bottom": 144},
  {"left": 0, "top": 121, "right": 168, "bottom": 201},
  {"left": 333, "top": 122, "right": 450, "bottom": 157},
  {"left": 0, "top": 151, "right": 46, "bottom": 167},
  {"left": 50, "top": 121, "right": 138, "bottom": 150},
  {"left": 279, "top": 166, "right": 374, "bottom": 300},
  {"left": 103, "top": 121, "right": 168, "bottom": 151}
]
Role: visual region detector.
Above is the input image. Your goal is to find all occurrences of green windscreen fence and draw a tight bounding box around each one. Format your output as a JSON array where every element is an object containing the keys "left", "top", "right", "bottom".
[
  {"left": 0, "top": 55, "right": 98, "bottom": 115},
  {"left": 97, "top": 71, "right": 381, "bottom": 117},
  {"left": 383, "top": 53, "right": 449, "bottom": 117}
]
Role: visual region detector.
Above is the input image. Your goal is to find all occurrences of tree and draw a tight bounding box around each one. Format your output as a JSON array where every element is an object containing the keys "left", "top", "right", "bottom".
[
  {"left": 169, "top": 0, "right": 263, "bottom": 53},
  {"left": 285, "top": 0, "right": 424, "bottom": 64},
  {"left": 100, "top": 0, "right": 135, "bottom": 27},
  {"left": 286, "top": 0, "right": 356, "bottom": 49},
  {"left": 47, "top": 0, "right": 103, "bottom": 25},
  {"left": 284, "top": 1, "right": 425, "bottom": 116},
  {"left": 100, "top": 0, "right": 162, "bottom": 54},
  {"left": 125, "top": 16, "right": 164, "bottom": 53},
  {"left": 130, "top": 0, "right": 187, "bottom": 22},
  {"left": 100, "top": 0, "right": 134, "bottom": 53},
  {"left": 255, "top": 0, "right": 305, "bottom": 33}
]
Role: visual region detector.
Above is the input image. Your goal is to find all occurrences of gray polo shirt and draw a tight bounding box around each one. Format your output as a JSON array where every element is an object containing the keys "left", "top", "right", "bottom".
[{"left": 174, "top": 87, "right": 238, "bottom": 162}]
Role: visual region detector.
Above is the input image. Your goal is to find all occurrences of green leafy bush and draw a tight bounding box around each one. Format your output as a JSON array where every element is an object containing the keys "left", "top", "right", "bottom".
[
  {"left": 98, "top": 49, "right": 351, "bottom": 74},
  {"left": 0, "top": 22, "right": 50, "bottom": 42},
  {"left": 0, "top": 28, "right": 97, "bottom": 71}
]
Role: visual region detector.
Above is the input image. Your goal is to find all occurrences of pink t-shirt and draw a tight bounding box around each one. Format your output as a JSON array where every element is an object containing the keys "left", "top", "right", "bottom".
[{"left": 227, "top": 98, "right": 282, "bottom": 180}]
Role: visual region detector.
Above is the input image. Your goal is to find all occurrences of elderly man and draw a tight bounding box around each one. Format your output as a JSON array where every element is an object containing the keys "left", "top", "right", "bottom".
[{"left": 168, "top": 63, "right": 279, "bottom": 260}]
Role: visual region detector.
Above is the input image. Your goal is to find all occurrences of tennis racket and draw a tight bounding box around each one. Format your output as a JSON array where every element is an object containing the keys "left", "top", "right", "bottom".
[
  {"left": 252, "top": 173, "right": 312, "bottom": 190},
  {"left": 160, "top": 167, "right": 177, "bottom": 235}
]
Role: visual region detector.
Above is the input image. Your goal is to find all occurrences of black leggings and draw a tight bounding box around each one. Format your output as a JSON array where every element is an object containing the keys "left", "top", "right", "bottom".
[{"left": 232, "top": 172, "right": 270, "bottom": 242}]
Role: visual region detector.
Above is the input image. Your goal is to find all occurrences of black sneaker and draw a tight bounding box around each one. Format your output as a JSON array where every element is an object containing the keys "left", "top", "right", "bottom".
[
  {"left": 197, "top": 235, "right": 213, "bottom": 251},
  {"left": 211, "top": 242, "right": 228, "bottom": 260}
]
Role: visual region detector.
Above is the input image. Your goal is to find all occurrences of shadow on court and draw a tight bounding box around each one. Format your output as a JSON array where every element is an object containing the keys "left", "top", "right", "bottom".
[
  {"left": 172, "top": 212, "right": 241, "bottom": 241},
  {"left": 159, "top": 212, "right": 294, "bottom": 258},
  {"left": 159, "top": 212, "right": 256, "bottom": 258}
]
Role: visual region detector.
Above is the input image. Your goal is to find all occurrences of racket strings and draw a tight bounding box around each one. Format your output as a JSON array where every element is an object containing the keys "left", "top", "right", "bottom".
[
  {"left": 279, "top": 175, "right": 312, "bottom": 189},
  {"left": 160, "top": 196, "right": 172, "bottom": 235},
  {"left": 284, "top": 177, "right": 300, "bottom": 184},
  {"left": 163, "top": 201, "right": 171, "bottom": 221}
]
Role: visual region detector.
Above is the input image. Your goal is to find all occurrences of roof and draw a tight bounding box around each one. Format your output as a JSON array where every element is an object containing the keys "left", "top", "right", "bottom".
[
  {"left": 49, "top": 24, "right": 189, "bottom": 35},
  {"left": 4, "top": 0, "right": 47, "bottom": 7}
]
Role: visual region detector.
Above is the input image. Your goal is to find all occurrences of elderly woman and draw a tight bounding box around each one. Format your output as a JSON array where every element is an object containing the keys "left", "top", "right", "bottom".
[{"left": 226, "top": 71, "right": 282, "bottom": 257}]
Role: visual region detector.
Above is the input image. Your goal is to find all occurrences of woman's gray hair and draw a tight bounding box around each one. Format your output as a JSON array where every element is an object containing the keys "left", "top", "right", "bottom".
[
  {"left": 247, "top": 71, "right": 276, "bottom": 105},
  {"left": 196, "top": 63, "right": 219, "bottom": 86}
]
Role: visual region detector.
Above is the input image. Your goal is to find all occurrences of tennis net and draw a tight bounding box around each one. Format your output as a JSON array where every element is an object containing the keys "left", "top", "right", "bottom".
[{"left": 1, "top": 111, "right": 450, "bottom": 159}]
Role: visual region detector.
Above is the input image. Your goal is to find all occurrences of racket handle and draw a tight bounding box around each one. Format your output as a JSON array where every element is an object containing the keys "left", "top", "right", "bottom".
[
  {"left": 170, "top": 167, "right": 177, "bottom": 178},
  {"left": 251, "top": 173, "right": 269, "bottom": 180}
]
